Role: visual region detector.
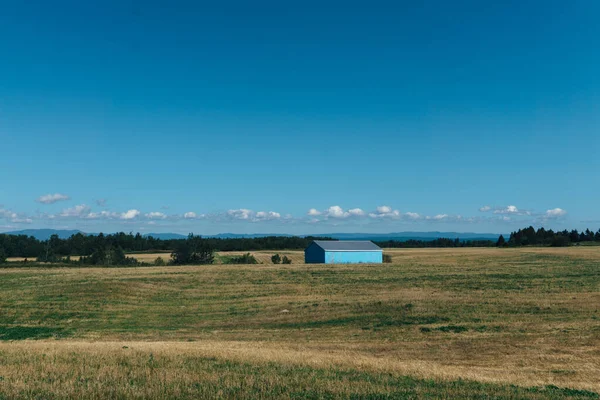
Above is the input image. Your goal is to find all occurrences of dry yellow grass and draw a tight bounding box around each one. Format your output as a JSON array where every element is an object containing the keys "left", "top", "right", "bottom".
[{"left": 0, "top": 247, "right": 599, "bottom": 397}]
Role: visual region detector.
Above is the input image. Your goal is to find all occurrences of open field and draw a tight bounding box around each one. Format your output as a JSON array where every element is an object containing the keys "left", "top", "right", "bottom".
[{"left": 0, "top": 247, "right": 599, "bottom": 398}]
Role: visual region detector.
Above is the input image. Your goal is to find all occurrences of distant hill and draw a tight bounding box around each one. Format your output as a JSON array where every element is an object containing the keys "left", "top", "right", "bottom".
[
  {"left": 322, "top": 232, "right": 503, "bottom": 241},
  {"left": 145, "top": 232, "right": 503, "bottom": 241},
  {"left": 143, "top": 233, "right": 188, "bottom": 240},
  {"left": 1, "top": 229, "right": 85, "bottom": 240},
  {"left": 1, "top": 229, "right": 504, "bottom": 242},
  {"left": 208, "top": 233, "right": 294, "bottom": 239}
]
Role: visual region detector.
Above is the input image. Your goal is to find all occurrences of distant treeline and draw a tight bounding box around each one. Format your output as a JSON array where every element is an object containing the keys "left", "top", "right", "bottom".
[
  {"left": 1, "top": 227, "right": 599, "bottom": 264},
  {"left": 374, "top": 238, "right": 496, "bottom": 248},
  {"left": 0, "top": 233, "right": 333, "bottom": 259},
  {"left": 504, "top": 226, "right": 600, "bottom": 247},
  {"left": 378, "top": 227, "right": 600, "bottom": 248}
]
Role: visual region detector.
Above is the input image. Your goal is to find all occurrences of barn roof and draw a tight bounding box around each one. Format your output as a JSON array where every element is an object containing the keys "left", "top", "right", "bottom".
[{"left": 311, "top": 240, "right": 382, "bottom": 251}]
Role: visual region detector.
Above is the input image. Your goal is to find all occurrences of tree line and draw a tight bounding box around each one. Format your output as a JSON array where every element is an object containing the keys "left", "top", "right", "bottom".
[
  {"left": 0, "top": 233, "right": 333, "bottom": 259},
  {"left": 374, "top": 238, "right": 496, "bottom": 248},
  {"left": 1, "top": 227, "right": 599, "bottom": 265},
  {"left": 503, "top": 226, "right": 600, "bottom": 247}
]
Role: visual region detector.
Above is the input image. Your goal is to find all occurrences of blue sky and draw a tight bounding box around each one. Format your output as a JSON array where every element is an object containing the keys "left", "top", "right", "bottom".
[{"left": 1, "top": 1, "right": 598, "bottom": 234}]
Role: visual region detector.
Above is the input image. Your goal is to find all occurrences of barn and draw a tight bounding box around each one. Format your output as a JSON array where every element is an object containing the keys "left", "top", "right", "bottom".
[{"left": 304, "top": 240, "right": 383, "bottom": 264}]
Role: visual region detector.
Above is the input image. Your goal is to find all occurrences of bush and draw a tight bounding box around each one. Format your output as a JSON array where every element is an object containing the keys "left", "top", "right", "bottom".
[
  {"left": 271, "top": 254, "right": 281, "bottom": 264},
  {"left": 383, "top": 254, "right": 393, "bottom": 263},
  {"left": 154, "top": 257, "right": 165, "bottom": 266},
  {"left": 281, "top": 256, "right": 292, "bottom": 264},
  {"left": 0, "top": 248, "right": 6, "bottom": 264},
  {"left": 226, "top": 253, "right": 258, "bottom": 264}
]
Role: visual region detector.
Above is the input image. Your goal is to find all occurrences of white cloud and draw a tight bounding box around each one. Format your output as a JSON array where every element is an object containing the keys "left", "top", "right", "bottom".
[
  {"left": 492, "top": 205, "right": 532, "bottom": 216},
  {"left": 376, "top": 205, "right": 392, "bottom": 214},
  {"left": 0, "top": 209, "right": 18, "bottom": 220},
  {"left": 227, "top": 209, "right": 281, "bottom": 222},
  {"left": 37, "top": 193, "right": 70, "bottom": 204},
  {"left": 405, "top": 212, "right": 421, "bottom": 219},
  {"left": 307, "top": 208, "right": 321, "bottom": 216},
  {"left": 86, "top": 210, "right": 119, "bottom": 219},
  {"left": 545, "top": 208, "right": 567, "bottom": 218},
  {"left": 184, "top": 212, "right": 197, "bottom": 219},
  {"left": 479, "top": 206, "right": 491, "bottom": 212},
  {"left": 11, "top": 218, "right": 33, "bottom": 224},
  {"left": 255, "top": 211, "right": 281, "bottom": 220},
  {"left": 348, "top": 208, "right": 365, "bottom": 216},
  {"left": 325, "top": 205, "right": 347, "bottom": 218},
  {"left": 146, "top": 212, "right": 167, "bottom": 219},
  {"left": 60, "top": 204, "right": 91, "bottom": 218},
  {"left": 120, "top": 209, "right": 140, "bottom": 220},
  {"left": 428, "top": 214, "right": 448, "bottom": 220},
  {"left": 369, "top": 205, "right": 401, "bottom": 219},
  {"left": 494, "top": 205, "right": 520, "bottom": 215},
  {"left": 228, "top": 209, "right": 253, "bottom": 220},
  {"left": 315, "top": 206, "right": 366, "bottom": 219}
]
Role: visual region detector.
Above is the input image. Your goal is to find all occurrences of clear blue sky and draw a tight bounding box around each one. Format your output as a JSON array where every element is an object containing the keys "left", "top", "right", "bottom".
[{"left": 1, "top": 1, "right": 598, "bottom": 234}]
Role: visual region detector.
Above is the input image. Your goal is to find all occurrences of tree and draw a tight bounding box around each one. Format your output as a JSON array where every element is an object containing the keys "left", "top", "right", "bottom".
[
  {"left": 569, "top": 230, "right": 580, "bottom": 243},
  {"left": 496, "top": 235, "right": 506, "bottom": 247},
  {"left": 271, "top": 254, "right": 281, "bottom": 264},
  {"left": 551, "top": 236, "right": 570, "bottom": 247},
  {"left": 37, "top": 235, "right": 59, "bottom": 263},
  {"left": 282, "top": 256, "right": 292, "bottom": 264},
  {"left": 0, "top": 247, "right": 6, "bottom": 264},
  {"left": 171, "top": 234, "right": 214, "bottom": 265}
]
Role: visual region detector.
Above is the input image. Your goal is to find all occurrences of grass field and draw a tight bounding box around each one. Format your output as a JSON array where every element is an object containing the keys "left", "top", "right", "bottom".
[{"left": 0, "top": 247, "right": 599, "bottom": 398}]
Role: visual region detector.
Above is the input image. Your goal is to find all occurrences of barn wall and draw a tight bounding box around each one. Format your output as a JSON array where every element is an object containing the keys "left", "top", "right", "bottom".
[
  {"left": 304, "top": 243, "right": 325, "bottom": 263},
  {"left": 324, "top": 251, "right": 382, "bottom": 264}
]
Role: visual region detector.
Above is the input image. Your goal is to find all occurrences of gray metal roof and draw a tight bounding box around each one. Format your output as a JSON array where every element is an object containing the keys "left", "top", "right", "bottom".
[{"left": 311, "top": 240, "right": 382, "bottom": 252}]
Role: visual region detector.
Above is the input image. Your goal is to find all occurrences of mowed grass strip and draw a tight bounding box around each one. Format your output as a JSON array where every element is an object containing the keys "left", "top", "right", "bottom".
[
  {"left": 0, "top": 341, "right": 597, "bottom": 400},
  {"left": 0, "top": 247, "right": 598, "bottom": 394}
]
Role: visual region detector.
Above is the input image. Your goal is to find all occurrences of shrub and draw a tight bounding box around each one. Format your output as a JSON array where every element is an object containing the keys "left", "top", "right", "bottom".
[
  {"left": 0, "top": 248, "right": 6, "bottom": 264},
  {"left": 226, "top": 253, "right": 258, "bottom": 264},
  {"left": 271, "top": 254, "right": 281, "bottom": 264},
  {"left": 282, "top": 256, "right": 292, "bottom": 264},
  {"left": 383, "top": 254, "right": 393, "bottom": 263},
  {"left": 154, "top": 257, "right": 165, "bottom": 266}
]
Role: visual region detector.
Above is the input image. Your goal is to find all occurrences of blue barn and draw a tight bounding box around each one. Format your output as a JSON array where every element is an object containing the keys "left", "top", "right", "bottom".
[{"left": 304, "top": 240, "right": 383, "bottom": 264}]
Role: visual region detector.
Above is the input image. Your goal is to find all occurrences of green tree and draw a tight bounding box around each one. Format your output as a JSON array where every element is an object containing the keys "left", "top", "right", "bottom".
[
  {"left": 0, "top": 247, "right": 6, "bottom": 264},
  {"left": 171, "top": 234, "right": 214, "bottom": 265},
  {"left": 496, "top": 235, "right": 506, "bottom": 247},
  {"left": 271, "top": 254, "right": 281, "bottom": 264},
  {"left": 37, "top": 234, "right": 60, "bottom": 263}
]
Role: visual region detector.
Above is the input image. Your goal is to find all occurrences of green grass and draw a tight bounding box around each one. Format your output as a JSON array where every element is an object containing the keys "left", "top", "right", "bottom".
[
  {"left": 0, "top": 326, "right": 70, "bottom": 340},
  {"left": 0, "top": 247, "right": 598, "bottom": 397}
]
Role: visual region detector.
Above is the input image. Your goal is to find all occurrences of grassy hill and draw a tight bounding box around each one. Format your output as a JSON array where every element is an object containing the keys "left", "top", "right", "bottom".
[{"left": 0, "top": 247, "right": 598, "bottom": 398}]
